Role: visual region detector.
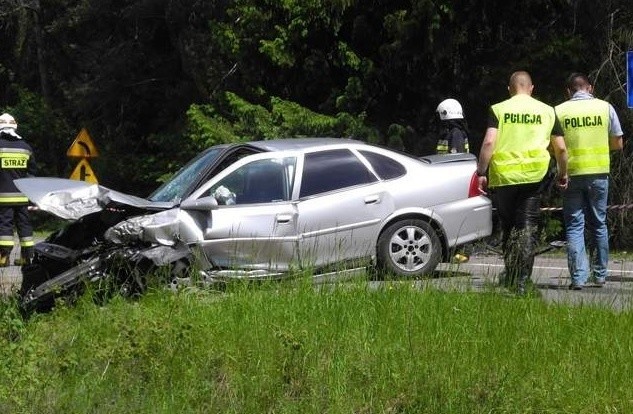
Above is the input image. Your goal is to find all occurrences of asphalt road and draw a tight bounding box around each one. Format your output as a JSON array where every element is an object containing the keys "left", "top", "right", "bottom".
[
  {"left": 432, "top": 252, "right": 633, "bottom": 310},
  {"left": 2, "top": 244, "right": 633, "bottom": 311},
  {"left": 0, "top": 244, "right": 25, "bottom": 296}
]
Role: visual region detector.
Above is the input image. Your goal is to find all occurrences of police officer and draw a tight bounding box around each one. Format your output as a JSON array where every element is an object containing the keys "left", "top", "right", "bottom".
[
  {"left": 555, "top": 73, "right": 624, "bottom": 290},
  {"left": 0, "top": 113, "right": 36, "bottom": 266},
  {"left": 435, "top": 98, "right": 470, "bottom": 154},
  {"left": 476, "top": 71, "right": 568, "bottom": 294}
]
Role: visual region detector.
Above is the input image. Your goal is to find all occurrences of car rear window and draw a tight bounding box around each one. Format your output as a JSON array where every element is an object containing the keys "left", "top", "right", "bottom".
[
  {"left": 300, "top": 149, "right": 377, "bottom": 198},
  {"left": 358, "top": 150, "right": 407, "bottom": 180}
]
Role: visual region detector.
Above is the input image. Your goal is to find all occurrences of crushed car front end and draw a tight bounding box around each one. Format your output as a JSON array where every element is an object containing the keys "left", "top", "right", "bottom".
[{"left": 14, "top": 178, "right": 191, "bottom": 312}]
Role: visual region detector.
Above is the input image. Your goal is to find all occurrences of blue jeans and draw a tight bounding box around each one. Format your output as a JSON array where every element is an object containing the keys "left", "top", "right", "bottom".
[{"left": 562, "top": 175, "right": 609, "bottom": 286}]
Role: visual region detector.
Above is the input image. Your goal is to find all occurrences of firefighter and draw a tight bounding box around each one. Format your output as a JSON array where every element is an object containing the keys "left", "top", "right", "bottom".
[
  {"left": 0, "top": 113, "right": 36, "bottom": 266},
  {"left": 476, "top": 71, "right": 568, "bottom": 294},
  {"left": 435, "top": 98, "right": 470, "bottom": 154},
  {"left": 435, "top": 98, "right": 471, "bottom": 263}
]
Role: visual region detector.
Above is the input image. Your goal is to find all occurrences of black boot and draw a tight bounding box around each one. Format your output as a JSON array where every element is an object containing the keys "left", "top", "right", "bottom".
[
  {"left": 0, "top": 248, "right": 11, "bottom": 267},
  {"left": 14, "top": 247, "right": 33, "bottom": 266}
]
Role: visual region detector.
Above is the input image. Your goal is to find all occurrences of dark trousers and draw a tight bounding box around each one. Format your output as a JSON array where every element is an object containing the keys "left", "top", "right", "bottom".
[
  {"left": 494, "top": 181, "right": 543, "bottom": 288},
  {"left": 0, "top": 205, "right": 33, "bottom": 255}
]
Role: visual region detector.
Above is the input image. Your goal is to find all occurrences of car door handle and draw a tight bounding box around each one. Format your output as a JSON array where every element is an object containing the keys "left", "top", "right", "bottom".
[
  {"left": 364, "top": 195, "right": 381, "bottom": 205},
  {"left": 276, "top": 214, "right": 293, "bottom": 223}
]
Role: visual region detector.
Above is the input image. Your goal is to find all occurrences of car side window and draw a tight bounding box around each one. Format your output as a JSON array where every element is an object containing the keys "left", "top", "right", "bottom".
[
  {"left": 300, "top": 149, "right": 377, "bottom": 198},
  {"left": 358, "top": 150, "right": 407, "bottom": 180},
  {"left": 208, "top": 157, "right": 295, "bottom": 205}
]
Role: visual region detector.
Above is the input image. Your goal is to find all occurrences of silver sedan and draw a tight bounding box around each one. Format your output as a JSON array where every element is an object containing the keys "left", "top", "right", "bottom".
[
  {"left": 23, "top": 138, "right": 492, "bottom": 276},
  {"left": 16, "top": 138, "right": 492, "bottom": 310}
]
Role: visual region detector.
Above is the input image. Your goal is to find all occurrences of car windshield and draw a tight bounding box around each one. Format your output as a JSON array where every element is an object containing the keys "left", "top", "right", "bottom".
[{"left": 148, "top": 147, "right": 226, "bottom": 203}]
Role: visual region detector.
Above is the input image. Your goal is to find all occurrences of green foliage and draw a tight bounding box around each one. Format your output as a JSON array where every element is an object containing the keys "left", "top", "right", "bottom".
[
  {"left": 259, "top": 25, "right": 297, "bottom": 68},
  {"left": 335, "top": 76, "right": 370, "bottom": 114},
  {"left": 335, "top": 41, "right": 361, "bottom": 70},
  {"left": 386, "top": 123, "right": 407, "bottom": 151},
  {"left": 185, "top": 91, "right": 381, "bottom": 149},
  {"left": 0, "top": 297, "right": 44, "bottom": 411},
  {"left": 186, "top": 103, "right": 249, "bottom": 149},
  {"left": 1, "top": 283, "right": 633, "bottom": 412},
  {"left": 271, "top": 97, "right": 340, "bottom": 136},
  {"left": 2, "top": 87, "right": 72, "bottom": 177},
  {"left": 542, "top": 215, "right": 564, "bottom": 243}
]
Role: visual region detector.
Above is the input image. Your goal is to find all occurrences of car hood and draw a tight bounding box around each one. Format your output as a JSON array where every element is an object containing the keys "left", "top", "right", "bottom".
[{"left": 14, "top": 177, "right": 173, "bottom": 220}]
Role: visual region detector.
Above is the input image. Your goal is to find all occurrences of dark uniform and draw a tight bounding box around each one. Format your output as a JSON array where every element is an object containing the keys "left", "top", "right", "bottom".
[
  {"left": 0, "top": 128, "right": 36, "bottom": 266},
  {"left": 436, "top": 120, "right": 470, "bottom": 154}
]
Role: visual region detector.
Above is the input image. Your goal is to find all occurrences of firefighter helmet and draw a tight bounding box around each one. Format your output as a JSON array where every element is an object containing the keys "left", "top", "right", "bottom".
[
  {"left": 436, "top": 99, "right": 464, "bottom": 120},
  {"left": 0, "top": 113, "right": 17, "bottom": 130}
]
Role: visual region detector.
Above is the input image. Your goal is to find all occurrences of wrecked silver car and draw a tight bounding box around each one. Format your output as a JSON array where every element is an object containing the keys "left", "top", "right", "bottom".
[{"left": 15, "top": 138, "right": 492, "bottom": 311}]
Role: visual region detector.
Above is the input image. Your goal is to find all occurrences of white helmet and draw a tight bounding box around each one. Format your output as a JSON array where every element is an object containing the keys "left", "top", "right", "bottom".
[
  {"left": 0, "top": 113, "right": 17, "bottom": 130},
  {"left": 436, "top": 99, "right": 463, "bottom": 120}
]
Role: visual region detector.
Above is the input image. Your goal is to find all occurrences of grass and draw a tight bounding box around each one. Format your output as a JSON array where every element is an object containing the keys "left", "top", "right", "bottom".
[{"left": 1, "top": 277, "right": 632, "bottom": 413}]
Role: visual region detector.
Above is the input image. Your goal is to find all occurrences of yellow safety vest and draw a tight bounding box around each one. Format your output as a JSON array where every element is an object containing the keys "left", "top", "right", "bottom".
[
  {"left": 555, "top": 98, "right": 610, "bottom": 176},
  {"left": 489, "top": 94, "right": 555, "bottom": 187}
]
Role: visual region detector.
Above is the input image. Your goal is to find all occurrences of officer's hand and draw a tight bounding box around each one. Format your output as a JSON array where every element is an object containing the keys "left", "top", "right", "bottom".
[
  {"left": 556, "top": 174, "right": 569, "bottom": 190},
  {"left": 477, "top": 175, "right": 488, "bottom": 195}
]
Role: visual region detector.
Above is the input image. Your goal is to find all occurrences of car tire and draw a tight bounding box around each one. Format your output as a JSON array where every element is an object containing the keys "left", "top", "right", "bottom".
[{"left": 377, "top": 219, "right": 442, "bottom": 278}]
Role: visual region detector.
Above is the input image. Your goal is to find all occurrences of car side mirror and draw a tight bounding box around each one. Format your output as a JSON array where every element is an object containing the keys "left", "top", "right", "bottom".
[{"left": 180, "top": 196, "right": 219, "bottom": 211}]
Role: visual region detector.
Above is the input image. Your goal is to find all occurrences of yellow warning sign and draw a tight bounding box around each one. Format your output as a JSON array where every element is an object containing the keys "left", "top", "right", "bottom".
[
  {"left": 70, "top": 159, "right": 98, "bottom": 184},
  {"left": 67, "top": 128, "right": 99, "bottom": 158}
]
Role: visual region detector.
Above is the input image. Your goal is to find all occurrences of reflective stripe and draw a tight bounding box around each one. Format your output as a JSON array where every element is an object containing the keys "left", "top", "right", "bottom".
[
  {"left": 491, "top": 148, "right": 550, "bottom": 161},
  {"left": 492, "top": 155, "right": 550, "bottom": 185},
  {"left": 0, "top": 240, "right": 15, "bottom": 247},
  {"left": 436, "top": 141, "right": 449, "bottom": 154},
  {"left": 568, "top": 155, "right": 609, "bottom": 171},
  {"left": 0, "top": 147, "right": 32, "bottom": 155},
  {"left": 20, "top": 240, "right": 35, "bottom": 247},
  {"left": 0, "top": 195, "right": 29, "bottom": 203},
  {"left": 568, "top": 147, "right": 609, "bottom": 156},
  {"left": 437, "top": 139, "right": 470, "bottom": 154}
]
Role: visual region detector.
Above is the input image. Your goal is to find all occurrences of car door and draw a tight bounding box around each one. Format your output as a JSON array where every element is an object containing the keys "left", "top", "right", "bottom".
[
  {"left": 295, "top": 148, "right": 394, "bottom": 269},
  {"left": 186, "top": 154, "right": 300, "bottom": 271}
]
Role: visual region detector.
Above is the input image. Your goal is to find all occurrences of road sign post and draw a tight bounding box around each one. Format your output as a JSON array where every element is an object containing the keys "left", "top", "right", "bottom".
[{"left": 628, "top": 51, "right": 633, "bottom": 108}]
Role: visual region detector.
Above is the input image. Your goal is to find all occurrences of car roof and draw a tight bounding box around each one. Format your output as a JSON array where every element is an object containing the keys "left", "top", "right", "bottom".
[{"left": 246, "top": 137, "right": 366, "bottom": 152}]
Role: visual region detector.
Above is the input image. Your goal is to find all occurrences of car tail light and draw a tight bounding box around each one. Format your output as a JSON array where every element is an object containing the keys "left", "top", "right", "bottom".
[{"left": 468, "top": 172, "right": 482, "bottom": 197}]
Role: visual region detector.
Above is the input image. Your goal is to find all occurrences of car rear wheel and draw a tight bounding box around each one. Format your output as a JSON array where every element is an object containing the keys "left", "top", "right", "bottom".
[{"left": 377, "top": 219, "right": 441, "bottom": 278}]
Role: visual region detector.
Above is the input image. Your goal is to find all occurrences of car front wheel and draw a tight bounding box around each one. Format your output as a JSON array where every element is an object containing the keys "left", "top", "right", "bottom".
[{"left": 377, "top": 219, "right": 442, "bottom": 278}]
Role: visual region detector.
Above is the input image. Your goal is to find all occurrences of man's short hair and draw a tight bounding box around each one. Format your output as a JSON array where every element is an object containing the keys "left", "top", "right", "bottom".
[{"left": 566, "top": 73, "right": 591, "bottom": 92}]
